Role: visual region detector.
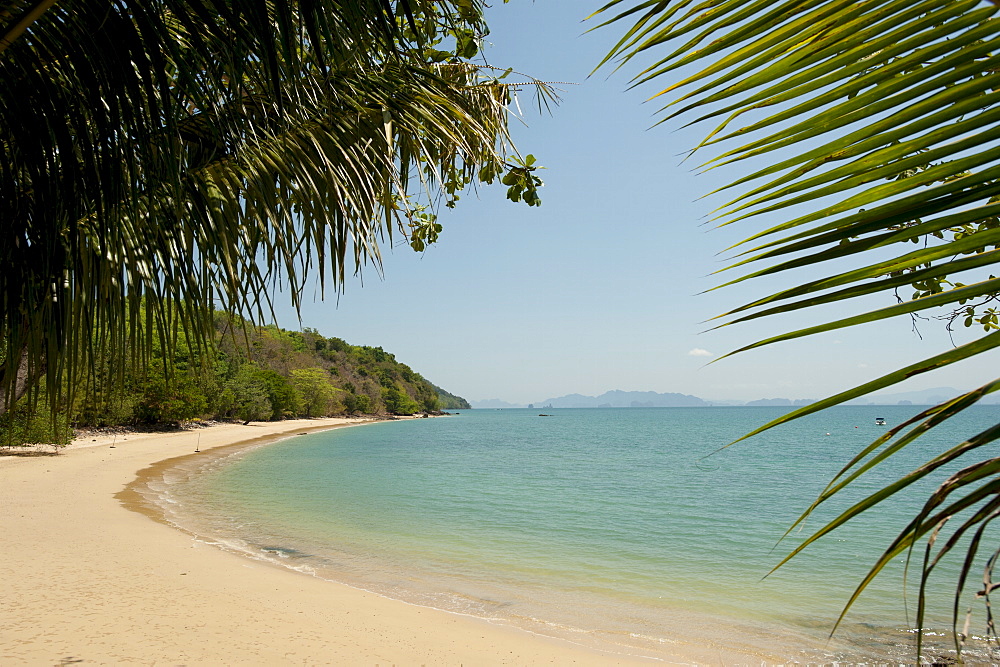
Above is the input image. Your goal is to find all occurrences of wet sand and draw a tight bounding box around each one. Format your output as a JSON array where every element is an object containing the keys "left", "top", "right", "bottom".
[{"left": 0, "top": 418, "right": 681, "bottom": 665}]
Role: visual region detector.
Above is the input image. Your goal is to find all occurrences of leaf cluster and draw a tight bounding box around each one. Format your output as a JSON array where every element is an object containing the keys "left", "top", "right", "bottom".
[{"left": 498, "top": 153, "right": 543, "bottom": 206}]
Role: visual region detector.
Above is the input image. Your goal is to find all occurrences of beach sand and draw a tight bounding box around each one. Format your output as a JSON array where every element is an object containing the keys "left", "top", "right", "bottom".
[
  {"left": 0, "top": 419, "right": 672, "bottom": 665},
  {"left": 0, "top": 418, "right": 742, "bottom": 665}
]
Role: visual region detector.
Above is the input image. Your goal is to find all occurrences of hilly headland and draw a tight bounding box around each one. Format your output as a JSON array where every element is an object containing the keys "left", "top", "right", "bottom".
[{"left": 1, "top": 315, "right": 469, "bottom": 449}]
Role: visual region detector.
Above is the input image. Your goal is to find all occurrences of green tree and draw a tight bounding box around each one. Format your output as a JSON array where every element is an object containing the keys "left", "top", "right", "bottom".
[
  {"left": 289, "top": 367, "right": 340, "bottom": 417},
  {"left": 221, "top": 365, "right": 273, "bottom": 424},
  {"left": 255, "top": 369, "right": 300, "bottom": 420},
  {"left": 382, "top": 384, "right": 422, "bottom": 415},
  {"left": 0, "top": 399, "right": 73, "bottom": 448},
  {"left": 134, "top": 362, "right": 209, "bottom": 424},
  {"left": 341, "top": 390, "right": 360, "bottom": 415},
  {"left": 598, "top": 0, "right": 1000, "bottom": 655},
  {"left": 0, "top": 1, "right": 552, "bottom": 418},
  {"left": 354, "top": 392, "right": 374, "bottom": 414},
  {"left": 421, "top": 393, "right": 441, "bottom": 413}
]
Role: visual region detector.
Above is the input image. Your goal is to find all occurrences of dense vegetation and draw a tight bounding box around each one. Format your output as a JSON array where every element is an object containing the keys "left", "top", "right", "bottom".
[
  {"left": 0, "top": 315, "right": 469, "bottom": 447},
  {"left": 0, "top": 0, "right": 546, "bottom": 427}
]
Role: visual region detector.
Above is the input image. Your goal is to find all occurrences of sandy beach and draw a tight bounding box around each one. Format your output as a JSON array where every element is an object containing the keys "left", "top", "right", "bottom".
[{"left": 0, "top": 418, "right": 688, "bottom": 665}]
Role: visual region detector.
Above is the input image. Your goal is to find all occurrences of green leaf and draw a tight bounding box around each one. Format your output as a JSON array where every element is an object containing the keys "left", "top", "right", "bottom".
[{"left": 596, "top": 0, "right": 1000, "bottom": 653}]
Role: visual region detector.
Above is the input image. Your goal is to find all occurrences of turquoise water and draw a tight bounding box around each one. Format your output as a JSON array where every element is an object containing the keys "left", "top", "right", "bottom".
[{"left": 144, "top": 406, "right": 1000, "bottom": 662}]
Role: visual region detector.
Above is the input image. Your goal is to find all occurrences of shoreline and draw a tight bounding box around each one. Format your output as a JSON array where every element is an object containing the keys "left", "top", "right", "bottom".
[
  {"left": 1, "top": 417, "right": 683, "bottom": 665},
  {"left": 115, "top": 418, "right": 382, "bottom": 529}
]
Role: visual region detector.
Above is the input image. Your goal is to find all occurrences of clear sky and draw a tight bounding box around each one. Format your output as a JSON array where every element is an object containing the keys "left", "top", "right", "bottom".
[{"left": 272, "top": 0, "right": 1000, "bottom": 406}]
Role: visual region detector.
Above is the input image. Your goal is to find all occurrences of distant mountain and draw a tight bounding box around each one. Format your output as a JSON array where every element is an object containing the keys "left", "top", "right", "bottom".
[
  {"left": 745, "top": 398, "right": 815, "bottom": 407},
  {"left": 848, "top": 387, "right": 966, "bottom": 406},
  {"left": 472, "top": 386, "right": 996, "bottom": 411},
  {"left": 534, "top": 390, "right": 709, "bottom": 408},
  {"left": 702, "top": 399, "right": 746, "bottom": 406},
  {"left": 736, "top": 387, "right": 987, "bottom": 406},
  {"left": 469, "top": 398, "right": 524, "bottom": 409},
  {"left": 727, "top": 387, "right": 975, "bottom": 407}
]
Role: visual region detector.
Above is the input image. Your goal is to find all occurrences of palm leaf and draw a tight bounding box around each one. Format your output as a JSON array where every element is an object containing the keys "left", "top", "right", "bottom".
[
  {"left": 597, "top": 0, "right": 1000, "bottom": 655},
  {"left": 0, "top": 1, "right": 551, "bottom": 415}
]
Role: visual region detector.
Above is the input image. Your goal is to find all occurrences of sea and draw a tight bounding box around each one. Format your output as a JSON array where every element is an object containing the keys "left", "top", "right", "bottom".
[{"left": 134, "top": 405, "right": 1000, "bottom": 663}]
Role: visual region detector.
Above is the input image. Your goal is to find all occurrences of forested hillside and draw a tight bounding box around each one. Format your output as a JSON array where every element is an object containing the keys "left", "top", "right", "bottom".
[{"left": 1, "top": 314, "right": 469, "bottom": 446}]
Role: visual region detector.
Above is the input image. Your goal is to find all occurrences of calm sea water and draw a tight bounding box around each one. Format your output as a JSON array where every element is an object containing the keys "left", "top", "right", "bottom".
[{"left": 140, "top": 406, "right": 1000, "bottom": 662}]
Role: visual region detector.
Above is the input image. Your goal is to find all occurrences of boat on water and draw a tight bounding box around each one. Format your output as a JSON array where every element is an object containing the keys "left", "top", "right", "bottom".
[{"left": 875, "top": 417, "right": 886, "bottom": 425}]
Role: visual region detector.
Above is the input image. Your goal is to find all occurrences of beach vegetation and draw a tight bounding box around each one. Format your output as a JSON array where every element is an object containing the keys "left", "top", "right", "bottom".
[
  {"left": 133, "top": 360, "right": 213, "bottom": 424},
  {"left": 0, "top": 399, "right": 73, "bottom": 449},
  {"left": 0, "top": 0, "right": 550, "bottom": 427},
  {"left": 290, "top": 367, "right": 343, "bottom": 418},
  {"left": 0, "top": 313, "right": 468, "bottom": 442},
  {"left": 595, "top": 0, "right": 1000, "bottom": 656},
  {"left": 382, "top": 384, "right": 423, "bottom": 416},
  {"left": 255, "top": 369, "right": 302, "bottom": 421},
  {"left": 220, "top": 365, "right": 277, "bottom": 424},
  {"left": 353, "top": 393, "right": 375, "bottom": 415}
]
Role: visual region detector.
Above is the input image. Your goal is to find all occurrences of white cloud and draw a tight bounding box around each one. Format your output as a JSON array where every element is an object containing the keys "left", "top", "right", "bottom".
[
  {"left": 857, "top": 363, "right": 869, "bottom": 368},
  {"left": 688, "top": 348, "right": 714, "bottom": 358}
]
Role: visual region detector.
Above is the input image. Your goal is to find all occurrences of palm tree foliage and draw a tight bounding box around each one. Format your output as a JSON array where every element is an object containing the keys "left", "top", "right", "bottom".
[
  {"left": 595, "top": 0, "right": 1000, "bottom": 655},
  {"left": 0, "top": 0, "right": 550, "bottom": 415}
]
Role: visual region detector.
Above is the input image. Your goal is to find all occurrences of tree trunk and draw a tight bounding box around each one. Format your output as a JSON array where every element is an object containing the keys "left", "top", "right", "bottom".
[{"left": 0, "top": 348, "right": 42, "bottom": 417}]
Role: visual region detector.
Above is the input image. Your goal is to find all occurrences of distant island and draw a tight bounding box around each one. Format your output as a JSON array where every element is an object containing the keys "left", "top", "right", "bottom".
[
  {"left": 470, "top": 387, "right": 997, "bottom": 409},
  {"left": 531, "top": 390, "right": 708, "bottom": 409}
]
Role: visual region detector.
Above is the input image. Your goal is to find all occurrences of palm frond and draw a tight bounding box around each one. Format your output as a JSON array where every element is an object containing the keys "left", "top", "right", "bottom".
[
  {"left": 0, "top": 1, "right": 550, "bottom": 414},
  {"left": 597, "top": 0, "right": 1000, "bottom": 654}
]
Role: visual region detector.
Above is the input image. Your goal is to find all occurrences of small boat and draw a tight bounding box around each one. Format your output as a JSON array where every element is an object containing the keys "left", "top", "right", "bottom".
[{"left": 875, "top": 417, "right": 886, "bottom": 425}]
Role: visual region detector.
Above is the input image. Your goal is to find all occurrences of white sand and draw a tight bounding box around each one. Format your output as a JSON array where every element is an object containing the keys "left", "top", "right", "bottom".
[{"left": 1, "top": 419, "right": 695, "bottom": 665}]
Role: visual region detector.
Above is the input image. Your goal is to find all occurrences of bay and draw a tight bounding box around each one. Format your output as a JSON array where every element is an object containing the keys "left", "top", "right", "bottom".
[{"left": 139, "top": 405, "right": 1000, "bottom": 662}]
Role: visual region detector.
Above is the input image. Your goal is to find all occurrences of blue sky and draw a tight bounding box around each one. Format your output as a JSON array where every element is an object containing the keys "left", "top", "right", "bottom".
[{"left": 273, "top": 0, "right": 1000, "bottom": 405}]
